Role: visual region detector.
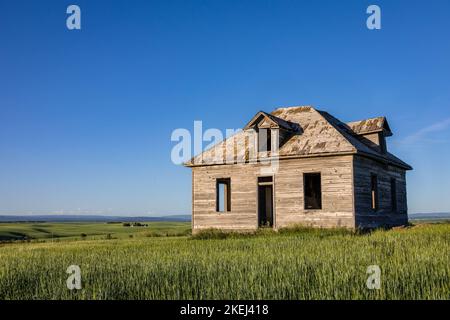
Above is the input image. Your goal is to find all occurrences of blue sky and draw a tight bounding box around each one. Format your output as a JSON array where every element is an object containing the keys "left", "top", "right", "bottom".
[{"left": 0, "top": 0, "right": 449, "bottom": 215}]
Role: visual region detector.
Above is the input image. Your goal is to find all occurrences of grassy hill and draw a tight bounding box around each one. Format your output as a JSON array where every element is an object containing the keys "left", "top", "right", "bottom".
[
  {"left": 0, "top": 222, "right": 191, "bottom": 241},
  {"left": 0, "top": 222, "right": 448, "bottom": 299}
]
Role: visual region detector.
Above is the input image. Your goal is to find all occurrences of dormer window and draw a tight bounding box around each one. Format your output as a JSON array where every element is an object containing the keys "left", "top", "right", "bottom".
[
  {"left": 243, "top": 111, "right": 299, "bottom": 155},
  {"left": 258, "top": 129, "right": 271, "bottom": 152},
  {"left": 346, "top": 117, "right": 392, "bottom": 154}
]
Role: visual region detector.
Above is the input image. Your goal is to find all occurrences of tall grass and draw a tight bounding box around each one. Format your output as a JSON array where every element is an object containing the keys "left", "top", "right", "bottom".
[{"left": 0, "top": 223, "right": 448, "bottom": 299}]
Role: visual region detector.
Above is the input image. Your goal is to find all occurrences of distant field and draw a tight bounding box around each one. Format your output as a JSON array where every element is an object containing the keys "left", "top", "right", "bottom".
[
  {"left": 0, "top": 222, "right": 448, "bottom": 299},
  {"left": 0, "top": 222, "right": 191, "bottom": 241}
]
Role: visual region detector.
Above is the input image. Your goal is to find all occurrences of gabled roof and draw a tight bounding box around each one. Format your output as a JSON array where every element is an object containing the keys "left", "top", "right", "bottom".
[
  {"left": 318, "top": 111, "right": 411, "bottom": 170},
  {"left": 269, "top": 106, "right": 356, "bottom": 156},
  {"left": 184, "top": 106, "right": 412, "bottom": 170},
  {"left": 244, "top": 111, "right": 299, "bottom": 132},
  {"left": 347, "top": 117, "right": 393, "bottom": 137}
]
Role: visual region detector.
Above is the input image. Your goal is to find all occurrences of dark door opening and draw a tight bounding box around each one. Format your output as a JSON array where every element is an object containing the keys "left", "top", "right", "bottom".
[
  {"left": 304, "top": 173, "right": 322, "bottom": 210},
  {"left": 258, "top": 177, "right": 273, "bottom": 227}
]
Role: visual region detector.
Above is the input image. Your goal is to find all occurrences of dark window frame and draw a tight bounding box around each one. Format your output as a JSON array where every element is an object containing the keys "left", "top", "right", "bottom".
[
  {"left": 258, "top": 129, "right": 271, "bottom": 153},
  {"left": 216, "top": 178, "right": 231, "bottom": 212},
  {"left": 303, "top": 172, "right": 322, "bottom": 210},
  {"left": 390, "top": 178, "right": 397, "bottom": 212},
  {"left": 371, "top": 174, "right": 379, "bottom": 211}
]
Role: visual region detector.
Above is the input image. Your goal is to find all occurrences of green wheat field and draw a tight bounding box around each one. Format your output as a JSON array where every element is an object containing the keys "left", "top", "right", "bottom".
[{"left": 0, "top": 221, "right": 448, "bottom": 300}]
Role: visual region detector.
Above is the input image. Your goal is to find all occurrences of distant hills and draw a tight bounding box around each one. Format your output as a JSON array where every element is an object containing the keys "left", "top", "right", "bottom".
[
  {"left": 409, "top": 212, "right": 450, "bottom": 220},
  {"left": 0, "top": 213, "right": 448, "bottom": 223},
  {"left": 0, "top": 214, "right": 191, "bottom": 223}
]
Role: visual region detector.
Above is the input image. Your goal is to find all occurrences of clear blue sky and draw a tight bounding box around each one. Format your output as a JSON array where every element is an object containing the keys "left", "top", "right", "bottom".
[{"left": 1, "top": 0, "right": 449, "bottom": 215}]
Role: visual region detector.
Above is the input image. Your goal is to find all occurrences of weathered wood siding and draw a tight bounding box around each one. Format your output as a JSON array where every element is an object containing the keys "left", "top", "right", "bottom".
[
  {"left": 192, "top": 163, "right": 259, "bottom": 232},
  {"left": 275, "top": 156, "right": 354, "bottom": 228},
  {"left": 191, "top": 155, "right": 355, "bottom": 232},
  {"left": 362, "top": 133, "right": 381, "bottom": 146},
  {"left": 360, "top": 133, "right": 387, "bottom": 154},
  {"left": 353, "top": 155, "right": 408, "bottom": 228}
]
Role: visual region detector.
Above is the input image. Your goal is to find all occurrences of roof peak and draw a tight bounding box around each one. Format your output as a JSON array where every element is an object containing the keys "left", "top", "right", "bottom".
[
  {"left": 244, "top": 110, "right": 299, "bottom": 131},
  {"left": 347, "top": 116, "right": 385, "bottom": 124},
  {"left": 346, "top": 116, "right": 392, "bottom": 136},
  {"left": 273, "top": 105, "right": 315, "bottom": 112},
  {"left": 271, "top": 105, "right": 317, "bottom": 117}
]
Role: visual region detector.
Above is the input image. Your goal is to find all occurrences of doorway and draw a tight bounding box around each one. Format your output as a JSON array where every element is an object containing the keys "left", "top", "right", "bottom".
[{"left": 258, "top": 176, "right": 274, "bottom": 228}]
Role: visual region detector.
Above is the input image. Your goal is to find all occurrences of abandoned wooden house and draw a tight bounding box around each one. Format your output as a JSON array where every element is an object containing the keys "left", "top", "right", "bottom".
[{"left": 184, "top": 106, "right": 412, "bottom": 231}]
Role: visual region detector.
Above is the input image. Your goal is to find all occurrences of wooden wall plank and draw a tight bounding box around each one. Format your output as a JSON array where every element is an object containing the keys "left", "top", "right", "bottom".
[
  {"left": 353, "top": 155, "right": 408, "bottom": 228},
  {"left": 191, "top": 155, "right": 355, "bottom": 232}
]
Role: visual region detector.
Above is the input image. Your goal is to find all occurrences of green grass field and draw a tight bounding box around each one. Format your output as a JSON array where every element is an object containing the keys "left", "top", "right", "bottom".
[
  {"left": 0, "top": 221, "right": 191, "bottom": 241},
  {"left": 0, "top": 222, "right": 448, "bottom": 300}
]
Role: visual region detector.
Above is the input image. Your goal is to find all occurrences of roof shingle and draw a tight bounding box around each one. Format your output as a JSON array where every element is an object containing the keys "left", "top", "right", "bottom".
[{"left": 184, "top": 106, "right": 412, "bottom": 170}]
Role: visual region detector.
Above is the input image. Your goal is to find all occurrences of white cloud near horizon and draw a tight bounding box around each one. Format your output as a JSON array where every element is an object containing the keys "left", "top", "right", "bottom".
[{"left": 401, "top": 118, "right": 450, "bottom": 144}]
